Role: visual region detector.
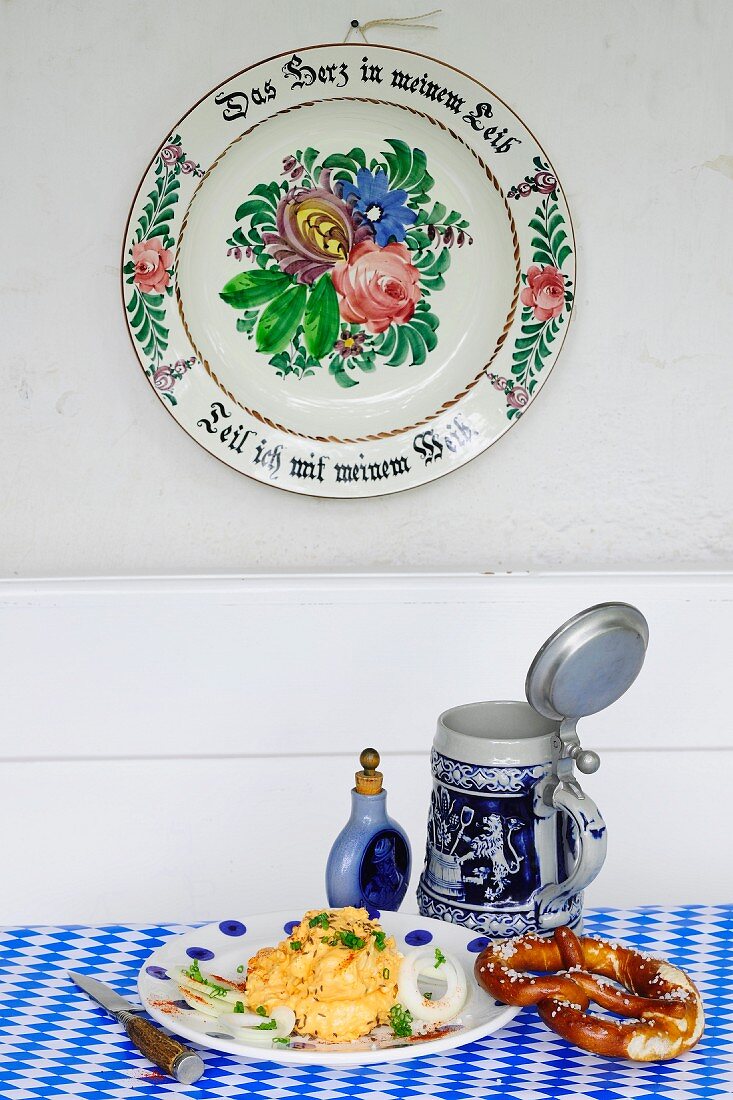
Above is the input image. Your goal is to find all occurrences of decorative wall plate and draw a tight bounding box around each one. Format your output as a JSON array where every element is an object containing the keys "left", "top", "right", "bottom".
[
  {"left": 138, "top": 910, "right": 519, "bottom": 1066},
  {"left": 123, "top": 45, "right": 575, "bottom": 497}
]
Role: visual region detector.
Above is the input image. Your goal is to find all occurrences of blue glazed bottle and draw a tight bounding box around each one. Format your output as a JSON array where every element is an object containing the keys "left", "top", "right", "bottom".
[{"left": 326, "top": 748, "right": 411, "bottom": 912}]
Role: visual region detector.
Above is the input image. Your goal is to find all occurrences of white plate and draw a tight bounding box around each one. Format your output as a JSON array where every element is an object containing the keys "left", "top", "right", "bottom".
[
  {"left": 138, "top": 909, "right": 519, "bottom": 1066},
  {"left": 123, "top": 45, "right": 575, "bottom": 497}
]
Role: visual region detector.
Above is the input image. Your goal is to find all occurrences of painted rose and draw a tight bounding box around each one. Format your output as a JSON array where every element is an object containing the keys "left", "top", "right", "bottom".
[
  {"left": 132, "top": 237, "right": 173, "bottom": 295},
  {"left": 534, "top": 170, "right": 557, "bottom": 195},
  {"left": 262, "top": 172, "right": 371, "bottom": 285},
  {"left": 506, "top": 384, "right": 529, "bottom": 409},
  {"left": 520, "top": 264, "right": 565, "bottom": 322},
  {"left": 180, "top": 158, "right": 198, "bottom": 175},
  {"left": 332, "top": 241, "right": 421, "bottom": 334},
  {"left": 160, "top": 143, "right": 182, "bottom": 166},
  {"left": 152, "top": 367, "right": 175, "bottom": 392}
]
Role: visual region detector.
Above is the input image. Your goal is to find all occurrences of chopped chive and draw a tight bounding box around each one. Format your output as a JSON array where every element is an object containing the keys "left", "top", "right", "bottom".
[
  {"left": 373, "top": 931, "right": 387, "bottom": 951},
  {"left": 185, "top": 959, "right": 205, "bottom": 984},
  {"left": 234, "top": 1001, "right": 245, "bottom": 1013},
  {"left": 388, "top": 1003, "right": 413, "bottom": 1038},
  {"left": 272, "top": 1037, "right": 290, "bottom": 1046},
  {"left": 338, "top": 931, "right": 365, "bottom": 950},
  {"left": 236, "top": 964, "right": 244, "bottom": 974},
  {"left": 308, "top": 912, "right": 330, "bottom": 929},
  {"left": 434, "top": 948, "right": 446, "bottom": 968},
  {"left": 256, "top": 1019, "right": 277, "bottom": 1030},
  {"left": 290, "top": 941, "right": 302, "bottom": 951}
]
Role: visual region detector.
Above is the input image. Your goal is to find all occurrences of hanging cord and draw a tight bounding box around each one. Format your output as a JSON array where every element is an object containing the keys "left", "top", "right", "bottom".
[{"left": 344, "top": 10, "right": 442, "bottom": 43}]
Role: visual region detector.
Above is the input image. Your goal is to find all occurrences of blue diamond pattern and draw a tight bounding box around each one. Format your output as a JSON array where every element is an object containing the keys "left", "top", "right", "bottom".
[{"left": 0, "top": 907, "right": 731, "bottom": 1098}]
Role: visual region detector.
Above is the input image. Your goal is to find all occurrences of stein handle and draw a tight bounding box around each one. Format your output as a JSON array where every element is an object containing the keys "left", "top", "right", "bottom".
[{"left": 534, "top": 782, "right": 607, "bottom": 930}]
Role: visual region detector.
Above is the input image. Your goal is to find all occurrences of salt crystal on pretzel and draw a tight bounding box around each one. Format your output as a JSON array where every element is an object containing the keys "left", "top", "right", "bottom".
[{"left": 474, "top": 925, "right": 704, "bottom": 1061}]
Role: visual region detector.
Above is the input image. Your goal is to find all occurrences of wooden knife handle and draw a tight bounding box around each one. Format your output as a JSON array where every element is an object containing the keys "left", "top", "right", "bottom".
[{"left": 120, "top": 1011, "right": 204, "bottom": 1084}]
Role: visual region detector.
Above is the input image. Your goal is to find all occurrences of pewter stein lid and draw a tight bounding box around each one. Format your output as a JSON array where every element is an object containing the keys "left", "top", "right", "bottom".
[{"left": 525, "top": 602, "right": 649, "bottom": 722}]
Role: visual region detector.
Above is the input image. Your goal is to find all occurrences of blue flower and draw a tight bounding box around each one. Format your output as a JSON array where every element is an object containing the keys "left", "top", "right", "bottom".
[{"left": 340, "top": 169, "right": 417, "bottom": 247}]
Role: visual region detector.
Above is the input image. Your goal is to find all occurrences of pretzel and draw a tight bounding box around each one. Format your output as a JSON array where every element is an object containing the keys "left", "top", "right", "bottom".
[{"left": 475, "top": 926, "right": 704, "bottom": 1061}]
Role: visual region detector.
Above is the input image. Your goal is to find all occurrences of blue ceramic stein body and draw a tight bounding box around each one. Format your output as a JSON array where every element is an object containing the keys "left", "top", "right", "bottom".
[{"left": 417, "top": 701, "right": 607, "bottom": 939}]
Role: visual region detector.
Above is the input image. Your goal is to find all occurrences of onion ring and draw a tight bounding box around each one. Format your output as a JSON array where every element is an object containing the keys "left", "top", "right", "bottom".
[{"left": 397, "top": 948, "right": 468, "bottom": 1024}]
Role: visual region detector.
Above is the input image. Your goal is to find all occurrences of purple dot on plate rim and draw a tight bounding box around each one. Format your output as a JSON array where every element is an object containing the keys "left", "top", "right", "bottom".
[
  {"left": 186, "top": 946, "right": 215, "bottom": 961},
  {"left": 145, "top": 965, "right": 169, "bottom": 980},
  {"left": 283, "top": 920, "right": 299, "bottom": 935},
  {"left": 218, "top": 920, "right": 247, "bottom": 937},
  {"left": 404, "top": 929, "right": 433, "bottom": 946},
  {"left": 172, "top": 999, "right": 192, "bottom": 1011},
  {"left": 367, "top": 907, "right": 380, "bottom": 920},
  {"left": 467, "top": 936, "right": 490, "bottom": 953}
]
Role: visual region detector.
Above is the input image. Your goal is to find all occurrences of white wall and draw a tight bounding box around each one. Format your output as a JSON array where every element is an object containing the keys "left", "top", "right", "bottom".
[
  {"left": 1, "top": 573, "right": 731, "bottom": 924},
  {"left": 2, "top": 0, "right": 732, "bottom": 575}
]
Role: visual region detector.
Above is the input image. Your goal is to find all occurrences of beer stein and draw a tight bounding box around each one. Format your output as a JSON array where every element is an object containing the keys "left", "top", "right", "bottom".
[{"left": 417, "top": 603, "right": 648, "bottom": 938}]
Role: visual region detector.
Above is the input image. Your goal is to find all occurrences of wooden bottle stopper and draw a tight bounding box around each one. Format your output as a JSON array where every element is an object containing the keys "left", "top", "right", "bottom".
[{"left": 355, "top": 747, "right": 383, "bottom": 795}]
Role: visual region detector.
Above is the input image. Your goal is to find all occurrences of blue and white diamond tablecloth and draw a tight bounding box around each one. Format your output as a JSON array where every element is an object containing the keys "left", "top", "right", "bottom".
[{"left": 1, "top": 906, "right": 732, "bottom": 1099}]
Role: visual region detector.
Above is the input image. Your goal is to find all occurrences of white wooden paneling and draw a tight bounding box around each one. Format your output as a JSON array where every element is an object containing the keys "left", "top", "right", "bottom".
[
  {"left": 1, "top": 574, "right": 730, "bottom": 924},
  {"left": 1, "top": 574, "right": 731, "bottom": 760},
  {"left": 1, "top": 748, "right": 728, "bottom": 925}
]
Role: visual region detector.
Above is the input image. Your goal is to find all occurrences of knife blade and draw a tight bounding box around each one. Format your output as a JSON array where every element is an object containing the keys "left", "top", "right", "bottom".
[{"left": 69, "top": 971, "right": 204, "bottom": 1084}]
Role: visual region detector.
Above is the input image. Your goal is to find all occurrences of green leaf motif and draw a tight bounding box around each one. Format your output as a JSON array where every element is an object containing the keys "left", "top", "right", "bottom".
[
  {"left": 416, "top": 248, "right": 451, "bottom": 277},
  {"left": 401, "top": 147, "right": 428, "bottom": 192},
  {"left": 256, "top": 283, "right": 307, "bottom": 354},
  {"left": 528, "top": 216, "right": 548, "bottom": 240},
  {"left": 329, "top": 359, "right": 359, "bottom": 388},
  {"left": 404, "top": 325, "right": 427, "bottom": 365},
  {"left": 236, "top": 310, "right": 258, "bottom": 335},
  {"left": 383, "top": 139, "right": 433, "bottom": 203},
  {"left": 303, "top": 276, "right": 339, "bottom": 360},
  {"left": 404, "top": 228, "right": 432, "bottom": 252},
  {"left": 548, "top": 211, "right": 563, "bottom": 238},
  {"left": 126, "top": 289, "right": 168, "bottom": 361},
  {"left": 528, "top": 198, "right": 573, "bottom": 271},
  {"left": 426, "top": 201, "right": 446, "bottom": 224},
  {"left": 373, "top": 305, "right": 439, "bottom": 368},
  {"left": 382, "top": 139, "right": 411, "bottom": 187},
  {"left": 220, "top": 270, "right": 292, "bottom": 310},
  {"left": 235, "top": 198, "right": 270, "bottom": 222},
  {"left": 321, "top": 153, "right": 361, "bottom": 176},
  {"left": 303, "top": 147, "right": 320, "bottom": 176},
  {"left": 510, "top": 311, "right": 564, "bottom": 401},
  {"left": 250, "top": 182, "right": 281, "bottom": 209}
]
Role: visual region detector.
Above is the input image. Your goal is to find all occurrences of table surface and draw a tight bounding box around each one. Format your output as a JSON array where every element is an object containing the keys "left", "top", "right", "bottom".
[{"left": 1, "top": 906, "right": 731, "bottom": 1099}]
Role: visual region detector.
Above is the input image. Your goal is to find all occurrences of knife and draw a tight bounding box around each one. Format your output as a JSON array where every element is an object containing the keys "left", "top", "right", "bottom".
[{"left": 69, "top": 971, "right": 205, "bottom": 1084}]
